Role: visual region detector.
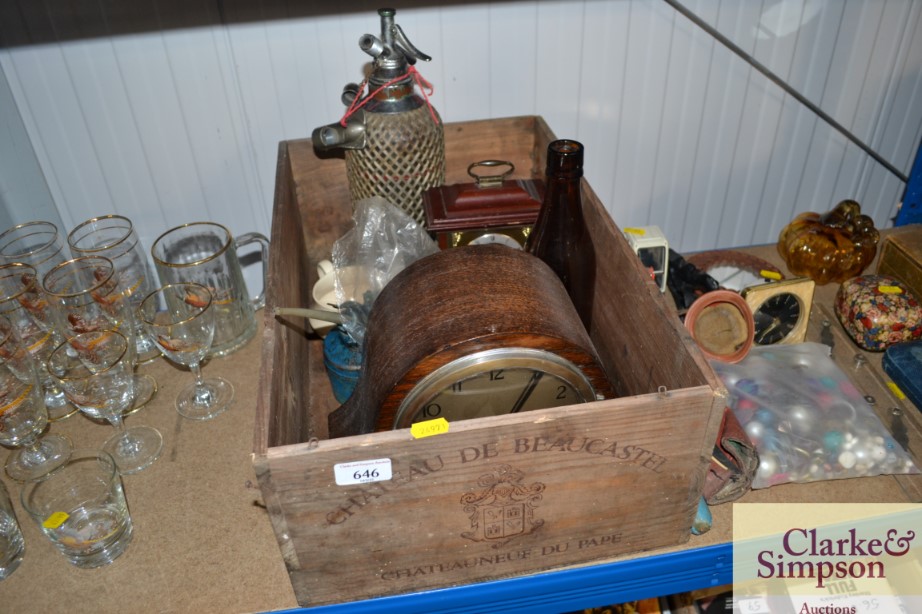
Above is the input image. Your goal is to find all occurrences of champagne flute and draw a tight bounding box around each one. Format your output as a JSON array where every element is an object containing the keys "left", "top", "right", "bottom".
[
  {"left": 67, "top": 215, "right": 161, "bottom": 363},
  {"left": 48, "top": 330, "right": 162, "bottom": 474},
  {"left": 41, "top": 256, "right": 157, "bottom": 415},
  {"left": 139, "top": 283, "right": 234, "bottom": 420},
  {"left": 0, "top": 313, "right": 72, "bottom": 482},
  {"left": 0, "top": 263, "right": 77, "bottom": 421}
]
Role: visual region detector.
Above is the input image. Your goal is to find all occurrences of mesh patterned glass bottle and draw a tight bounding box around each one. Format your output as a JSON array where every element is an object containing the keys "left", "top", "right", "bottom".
[
  {"left": 311, "top": 8, "right": 445, "bottom": 225},
  {"left": 344, "top": 93, "right": 444, "bottom": 225}
]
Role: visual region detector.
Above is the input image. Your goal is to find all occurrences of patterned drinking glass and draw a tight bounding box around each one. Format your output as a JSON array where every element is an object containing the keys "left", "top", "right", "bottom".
[
  {"left": 48, "top": 330, "right": 162, "bottom": 475},
  {"left": 0, "top": 263, "right": 77, "bottom": 421},
  {"left": 41, "top": 256, "right": 157, "bottom": 415},
  {"left": 0, "top": 221, "right": 69, "bottom": 278},
  {"left": 0, "top": 313, "right": 72, "bottom": 482},
  {"left": 67, "top": 215, "right": 160, "bottom": 363},
  {"left": 21, "top": 449, "right": 134, "bottom": 567},
  {"left": 139, "top": 283, "right": 234, "bottom": 420}
]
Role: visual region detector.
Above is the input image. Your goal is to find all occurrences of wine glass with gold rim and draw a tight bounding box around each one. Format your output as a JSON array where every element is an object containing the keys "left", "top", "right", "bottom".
[
  {"left": 0, "top": 221, "right": 69, "bottom": 278},
  {"left": 67, "top": 215, "right": 161, "bottom": 363},
  {"left": 0, "top": 313, "right": 72, "bottom": 482},
  {"left": 41, "top": 256, "right": 157, "bottom": 415},
  {"left": 0, "top": 263, "right": 77, "bottom": 421},
  {"left": 48, "top": 330, "right": 162, "bottom": 475},
  {"left": 139, "top": 283, "right": 234, "bottom": 420}
]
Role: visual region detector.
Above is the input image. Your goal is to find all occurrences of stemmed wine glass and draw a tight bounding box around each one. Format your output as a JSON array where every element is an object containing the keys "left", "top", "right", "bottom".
[
  {"left": 0, "top": 220, "right": 73, "bottom": 422},
  {"left": 0, "top": 313, "right": 72, "bottom": 482},
  {"left": 0, "top": 221, "right": 69, "bottom": 278},
  {"left": 0, "top": 263, "right": 77, "bottom": 421},
  {"left": 139, "top": 283, "right": 234, "bottom": 420},
  {"left": 67, "top": 215, "right": 161, "bottom": 363},
  {"left": 48, "top": 330, "right": 162, "bottom": 474},
  {"left": 41, "top": 256, "right": 157, "bottom": 415}
]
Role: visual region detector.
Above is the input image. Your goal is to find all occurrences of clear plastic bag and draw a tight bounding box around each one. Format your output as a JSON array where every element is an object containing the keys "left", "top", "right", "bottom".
[
  {"left": 331, "top": 197, "right": 439, "bottom": 345},
  {"left": 711, "top": 343, "right": 918, "bottom": 488}
]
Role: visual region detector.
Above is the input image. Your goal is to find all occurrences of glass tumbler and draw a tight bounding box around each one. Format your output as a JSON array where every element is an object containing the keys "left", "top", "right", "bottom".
[{"left": 21, "top": 449, "right": 133, "bottom": 569}]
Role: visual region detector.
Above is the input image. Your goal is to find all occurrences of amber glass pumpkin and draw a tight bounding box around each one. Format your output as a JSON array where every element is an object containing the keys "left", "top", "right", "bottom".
[{"left": 777, "top": 199, "right": 879, "bottom": 285}]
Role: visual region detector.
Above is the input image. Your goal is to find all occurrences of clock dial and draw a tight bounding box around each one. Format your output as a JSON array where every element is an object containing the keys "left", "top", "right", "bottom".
[
  {"left": 466, "top": 232, "right": 524, "bottom": 249},
  {"left": 752, "top": 292, "right": 801, "bottom": 345},
  {"left": 393, "top": 348, "right": 595, "bottom": 428},
  {"left": 741, "top": 277, "right": 815, "bottom": 346}
]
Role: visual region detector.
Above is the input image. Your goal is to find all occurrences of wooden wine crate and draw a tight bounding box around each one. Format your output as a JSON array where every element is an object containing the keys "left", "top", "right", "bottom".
[{"left": 254, "top": 116, "right": 727, "bottom": 607}]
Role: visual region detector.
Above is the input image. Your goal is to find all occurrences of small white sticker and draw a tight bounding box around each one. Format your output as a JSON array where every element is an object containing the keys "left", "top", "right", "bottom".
[
  {"left": 735, "top": 597, "right": 770, "bottom": 613},
  {"left": 334, "top": 458, "right": 393, "bottom": 486}
]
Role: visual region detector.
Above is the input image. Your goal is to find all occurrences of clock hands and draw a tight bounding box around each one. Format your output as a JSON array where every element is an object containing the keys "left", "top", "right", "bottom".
[
  {"left": 510, "top": 371, "right": 543, "bottom": 413},
  {"left": 756, "top": 317, "right": 784, "bottom": 344},
  {"left": 752, "top": 293, "right": 801, "bottom": 345}
]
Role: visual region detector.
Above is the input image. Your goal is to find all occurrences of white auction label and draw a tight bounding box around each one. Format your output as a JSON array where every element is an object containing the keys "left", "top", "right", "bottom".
[{"left": 334, "top": 458, "right": 393, "bottom": 486}]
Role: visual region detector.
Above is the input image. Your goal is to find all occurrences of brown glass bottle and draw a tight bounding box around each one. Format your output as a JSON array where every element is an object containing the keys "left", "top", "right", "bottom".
[{"left": 527, "top": 139, "right": 595, "bottom": 330}]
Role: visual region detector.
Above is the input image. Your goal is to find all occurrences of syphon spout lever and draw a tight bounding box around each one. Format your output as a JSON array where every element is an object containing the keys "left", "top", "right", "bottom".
[{"left": 311, "top": 110, "right": 367, "bottom": 151}]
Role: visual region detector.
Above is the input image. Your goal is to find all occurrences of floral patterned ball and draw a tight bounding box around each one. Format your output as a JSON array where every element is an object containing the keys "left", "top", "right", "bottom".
[{"left": 835, "top": 275, "right": 922, "bottom": 351}]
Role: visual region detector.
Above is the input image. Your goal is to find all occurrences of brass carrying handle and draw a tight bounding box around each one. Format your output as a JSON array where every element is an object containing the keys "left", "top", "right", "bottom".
[{"left": 467, "top": 160, "right": 515, "bottom": 188}]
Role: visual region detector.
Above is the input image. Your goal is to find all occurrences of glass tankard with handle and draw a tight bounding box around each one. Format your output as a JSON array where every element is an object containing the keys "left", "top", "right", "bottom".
[{"left": 151, "top": 222, "right": 268, "bottom": 358}]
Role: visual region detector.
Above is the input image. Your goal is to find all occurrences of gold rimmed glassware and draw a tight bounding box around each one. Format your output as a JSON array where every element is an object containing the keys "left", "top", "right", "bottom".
[
  {"left": 0, "top": 221, "right": 69, "bottom": 278},
  {"left": 67, "top": 215, "right": 161, "bottom": 363},
  {"left": 150, "top": 222, "right": 268, "bottom": 358},
  {"left": 139, "top": 282, "right": 234, "bottom": 420},
  {"left": 0, "top": 263, "right": 77, "bottom": 421},
  {"left": 0, "top": 313, "right": 72, "bottom": 482},
  {"left": 41, "top": 256, "right": 157, "bottom": 415},
  {"left": 48, "top": 331, "right": 162, "bottom": 475}
]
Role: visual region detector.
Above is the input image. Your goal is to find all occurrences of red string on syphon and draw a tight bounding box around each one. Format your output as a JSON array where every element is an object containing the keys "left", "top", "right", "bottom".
[{"left": 339, "top": 65, "right": 440, "bottom": 127}]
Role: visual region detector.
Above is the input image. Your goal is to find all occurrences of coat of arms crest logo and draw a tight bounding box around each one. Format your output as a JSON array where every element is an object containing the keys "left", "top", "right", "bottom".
[{"left": 460, "top": 464, "right": 545, "bottom": 547}]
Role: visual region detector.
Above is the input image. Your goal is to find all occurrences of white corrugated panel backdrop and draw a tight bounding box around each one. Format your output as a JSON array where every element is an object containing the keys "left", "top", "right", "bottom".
[{"left": 1, "top": 0, "right": 920, "bottom": 257}]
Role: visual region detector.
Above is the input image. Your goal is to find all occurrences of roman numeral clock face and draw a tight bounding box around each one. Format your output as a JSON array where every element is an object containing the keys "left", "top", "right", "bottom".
[{"left": 742, "top": 278, "right": 815, "bottom": 346}]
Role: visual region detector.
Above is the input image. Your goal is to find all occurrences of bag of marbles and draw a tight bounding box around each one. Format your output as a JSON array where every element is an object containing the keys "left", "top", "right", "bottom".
[{"left": 710, "top": 342, "right": 918, "bottom": 488}]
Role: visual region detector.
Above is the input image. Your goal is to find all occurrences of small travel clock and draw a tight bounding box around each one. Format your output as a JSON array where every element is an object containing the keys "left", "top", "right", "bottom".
[
  {"left": 423, "top": 160, "right": 544, "bottom": 250},
  {"left": 741, "top": 277, "right": 815, "bottom": 345}
]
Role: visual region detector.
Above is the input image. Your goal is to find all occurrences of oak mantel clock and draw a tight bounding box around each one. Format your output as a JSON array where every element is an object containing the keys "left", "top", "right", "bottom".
[{"left": 328, "top": 245, "right": 614, "bottom": 437}]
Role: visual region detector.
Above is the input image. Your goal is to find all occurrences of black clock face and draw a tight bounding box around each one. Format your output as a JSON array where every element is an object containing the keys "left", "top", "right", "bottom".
[{"left": 753, "top": 292, "right": 801, "bottom": 345}]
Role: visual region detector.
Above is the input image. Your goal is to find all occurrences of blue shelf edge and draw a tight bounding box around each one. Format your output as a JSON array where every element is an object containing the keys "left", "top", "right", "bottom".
[
  {"left": 896, "top": 139, "right": 922, "bottom": 225},
  {"left": 272, "top": 542, "right": 733, "bottom": 614}
]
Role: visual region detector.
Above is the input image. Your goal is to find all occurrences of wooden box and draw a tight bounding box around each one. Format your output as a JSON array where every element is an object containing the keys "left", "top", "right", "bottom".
[
  {"left": 877, "top": 224, "right": 922, "bottom": 299},
  {"left": 254, "top": 116, "right": 727, "bottom": 607}
]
